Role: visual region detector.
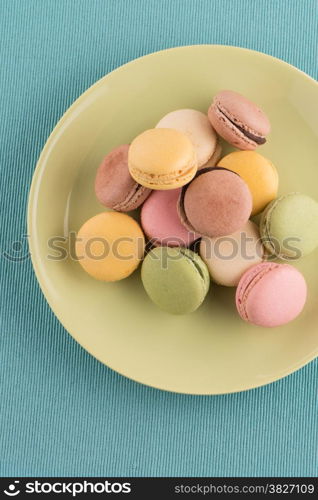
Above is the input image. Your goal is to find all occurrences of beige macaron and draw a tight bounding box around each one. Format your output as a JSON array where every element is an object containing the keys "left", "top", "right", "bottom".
[
  {"left": 200, "top": 220, "right": 264, "bottom": 286},
  {"left": 156, "top": 109, "right": 218, "bottom": 167}
]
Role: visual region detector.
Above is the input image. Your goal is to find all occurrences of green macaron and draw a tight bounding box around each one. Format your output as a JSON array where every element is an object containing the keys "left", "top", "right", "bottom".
[
  {"left": 141, "top": 247, "right": 210, "bottom": 314},
  {"left": 260, "top": 192, "right": 318, "bottom": 259}
]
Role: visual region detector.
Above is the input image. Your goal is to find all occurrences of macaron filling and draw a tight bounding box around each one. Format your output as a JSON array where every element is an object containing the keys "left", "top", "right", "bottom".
[{"left": 216, "top": 105, "right": 266, "bottom": 145}]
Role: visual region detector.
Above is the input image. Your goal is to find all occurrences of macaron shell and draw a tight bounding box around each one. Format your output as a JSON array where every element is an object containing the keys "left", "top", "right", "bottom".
[
  {"left": 128, "top": 128, "right": 198, "bottom": 190},
  {"left": 95, "top": 144, "right": 151, "bottom": 211},
  {"left": 76, "top": 212, "right": 145, "bottom": 281},
  {"left": 260, "top": 193, "right": 318, "bottom": 259},
  {"left": 236, "top": 263, "right": 307, "bottom": 327},
  {"left": 156, "top": 109, "right": 217, "bottom": 167},
  {"left": 200, "top": 220, "right": 264, "bottom": 286},
  {"left": 218, "top": 151, "right": 279, "bottom": 215},
  {"left": 141, "top": 247, "right": 210, "bottom": 314},
  {"left": 180, "top": 168, "right": 253, "bottom": 237},
  {"left": 141, "top": 188, "right": 200, "bottom": 247}
]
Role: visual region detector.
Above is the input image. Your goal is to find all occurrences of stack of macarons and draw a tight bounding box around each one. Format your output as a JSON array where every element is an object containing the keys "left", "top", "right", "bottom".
[{"left": 76, "top": 89, "right": 318, "bottom": 327}]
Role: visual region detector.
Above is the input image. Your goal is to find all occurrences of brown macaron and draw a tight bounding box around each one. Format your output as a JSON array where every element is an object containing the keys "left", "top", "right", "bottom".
[
  {"left": 178, "top": 167, "right": 253, "bottom": 238},
  {"left": 208, "top": 90, "right": 271, "bottom": 150},
  {"left": 95, "top": 144, "right": 151, "bottom": 211}
]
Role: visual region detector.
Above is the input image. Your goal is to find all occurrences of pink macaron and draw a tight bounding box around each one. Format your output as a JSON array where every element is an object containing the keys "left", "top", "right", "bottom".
[
  {"left": 236, "top": 262, "right": 307, "bottom": 327},
  {"left": 141, "top": 188, "right": 199, "bottom": 247},
  {"left": 208, "top": 90, "right": 270, "bottom": 150}
]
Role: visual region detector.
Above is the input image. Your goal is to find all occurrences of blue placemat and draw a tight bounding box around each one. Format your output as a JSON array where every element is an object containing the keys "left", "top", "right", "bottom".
[{"left": 1, "top": 0, "right": 317, "bottom": 477}]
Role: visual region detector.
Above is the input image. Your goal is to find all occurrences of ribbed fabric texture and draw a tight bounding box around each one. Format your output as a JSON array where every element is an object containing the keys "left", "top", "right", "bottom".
[{"left": 1, "top": 0, "right": 317, "bottom": 477}]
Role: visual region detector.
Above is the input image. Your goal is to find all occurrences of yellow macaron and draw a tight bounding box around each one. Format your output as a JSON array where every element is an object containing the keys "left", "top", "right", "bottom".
[
  {"left": 218, "top": 151, "right": 279, "bottom": 215},
  {"left": 75, "top": 212, "right": 145, "bottom": 281},
  {"left": 128, "top": 128, "right": 198, "bottom": 190}
]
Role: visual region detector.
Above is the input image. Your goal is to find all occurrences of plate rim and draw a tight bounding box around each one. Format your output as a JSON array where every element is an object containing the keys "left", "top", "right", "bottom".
[{"left": 27, "top": 44, "right": 318, "bottom": 395}]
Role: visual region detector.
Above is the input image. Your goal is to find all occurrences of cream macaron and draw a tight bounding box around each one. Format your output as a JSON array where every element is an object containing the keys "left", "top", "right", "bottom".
[
  {"left": 128, "top": 128, "right": 198, "bottom": 190},
  {"left": 200, "top": 220, "right": 264, "bottom": 286},
  {"left": 156, "top": 109, "right": 218, "bottom": 167}
]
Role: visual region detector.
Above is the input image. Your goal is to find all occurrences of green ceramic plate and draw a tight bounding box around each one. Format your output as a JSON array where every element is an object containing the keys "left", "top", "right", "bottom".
[{"left": 28, "top": 45, "right": 318, "bottom": 394}]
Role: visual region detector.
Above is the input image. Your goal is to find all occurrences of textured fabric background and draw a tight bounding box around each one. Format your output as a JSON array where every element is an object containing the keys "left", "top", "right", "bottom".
[{"left": 1, "top": 0, "right": 317, "bottom": 477}]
